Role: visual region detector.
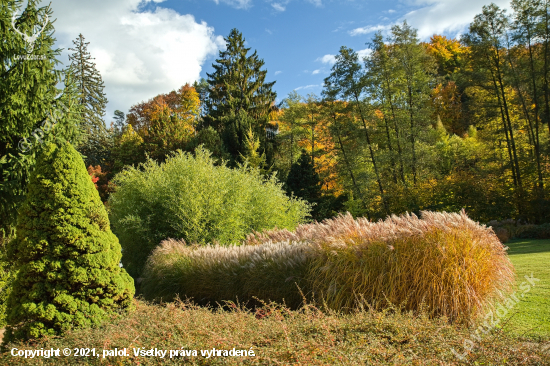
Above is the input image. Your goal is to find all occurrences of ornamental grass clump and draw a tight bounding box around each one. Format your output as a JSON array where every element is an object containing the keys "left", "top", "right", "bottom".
[
  {"left": 248, "top": 211, "right": 515, "bottom": 323},
  {"left": 143, "top": 211, "right": 514, "bottom": 323},
  {"left": 141, "top": 238, "right": 315, "bottom": 308},
  {"left": 4, "top": 142, "right": 135, "bottom": 343}
]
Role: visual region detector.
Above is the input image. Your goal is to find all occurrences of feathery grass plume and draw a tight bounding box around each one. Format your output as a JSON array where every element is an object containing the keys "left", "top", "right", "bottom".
[
  {"left": 146, "top": 211, "right": 514, "bottom": 323},
  {"left": 247, "top": 210, "right": 514, "bottom": 323},
  {"left": 319, "top": 211, "right": 512, "bottom": 323},
  {"left": 141, "top": 238, "right": 315, "bottom": 308}
]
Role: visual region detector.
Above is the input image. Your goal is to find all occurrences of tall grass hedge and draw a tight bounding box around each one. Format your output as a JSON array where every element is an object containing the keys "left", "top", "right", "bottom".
[
  {"left": 108, "top": 147, "right": 310, "bottom": 278},
  {"left": 142, "top": 211, "right": 515, "bottom": 323},
  {"left": 141, "top": 239, "right": 314, "bottom": 307}
]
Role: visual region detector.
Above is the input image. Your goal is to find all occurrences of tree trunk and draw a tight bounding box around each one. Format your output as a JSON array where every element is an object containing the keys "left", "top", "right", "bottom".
[{"left": 353, "top": 92, "right": 390, "bottom": 214}]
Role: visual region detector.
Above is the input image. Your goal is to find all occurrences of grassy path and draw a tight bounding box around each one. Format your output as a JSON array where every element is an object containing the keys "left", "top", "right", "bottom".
[{"left": 504, "top": 239, "right": 550, "bottom": 340}]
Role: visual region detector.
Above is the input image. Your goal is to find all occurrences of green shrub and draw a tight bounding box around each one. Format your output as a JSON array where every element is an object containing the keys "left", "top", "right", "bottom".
[
  {"left": 516, "top": 223, "right": 550, "bottom": 239},
  {"left": 108, "top": 147, "right": 310, "bottom": 279},
  {"left": 144, "top": 211, "right": 515, "bottom": 324},
  {"left": 4, "top": 142, "right": 135, "bottom": 342},
  {"left": 0, "top": 235, "right": 15, "bottom": 328}
]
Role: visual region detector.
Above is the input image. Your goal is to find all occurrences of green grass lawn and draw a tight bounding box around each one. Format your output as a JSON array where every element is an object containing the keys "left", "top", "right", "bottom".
[{"left": 502, "top": 239, "right": 550, "bottom": 340}]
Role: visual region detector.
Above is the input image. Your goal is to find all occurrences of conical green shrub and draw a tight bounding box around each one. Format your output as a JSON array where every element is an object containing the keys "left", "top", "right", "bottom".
[{"left": 4, "top": 142, "right": 134, "bottom": 342}]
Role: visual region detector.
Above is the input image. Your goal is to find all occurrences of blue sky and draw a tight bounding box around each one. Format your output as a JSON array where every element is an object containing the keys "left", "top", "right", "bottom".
[{"left": 33, "top": 0, "right": 511, "bottom": 120}]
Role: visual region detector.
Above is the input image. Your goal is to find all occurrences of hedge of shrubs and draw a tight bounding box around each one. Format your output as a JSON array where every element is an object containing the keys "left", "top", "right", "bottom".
[{"left": 488, "top": 219, "right": 550, "bottom": 243}]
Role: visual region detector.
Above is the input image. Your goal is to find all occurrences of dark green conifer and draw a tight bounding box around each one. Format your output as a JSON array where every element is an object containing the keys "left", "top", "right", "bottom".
[
  {"left": 286, "top": 150, "right": 322, "bottom": 219},
  {"left": 69, "top": 33, "right": 110, "bottom": 167},
  {"left": 1, "top": 0, "right": 81, "bottom": 234},
  {"left": 204, "top": 29, "right": 277, "bottom": 164},
  {"left": 4, "top": 142, "right": 134, "bottom": 342}
]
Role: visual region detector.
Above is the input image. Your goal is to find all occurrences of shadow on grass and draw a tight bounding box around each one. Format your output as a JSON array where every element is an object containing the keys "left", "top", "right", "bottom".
[{"left": 506, "top": 239, "right": 550, "bottom": 255}]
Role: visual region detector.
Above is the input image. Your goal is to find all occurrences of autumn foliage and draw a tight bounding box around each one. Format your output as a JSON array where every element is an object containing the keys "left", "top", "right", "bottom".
[{"left": 125, "top": 83, "right": 200, "bottom": 161}]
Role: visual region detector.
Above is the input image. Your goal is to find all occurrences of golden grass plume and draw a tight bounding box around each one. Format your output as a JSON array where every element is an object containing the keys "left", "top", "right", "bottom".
[{"left": 144, "top": 210, "right": 515, "bottom": 323}]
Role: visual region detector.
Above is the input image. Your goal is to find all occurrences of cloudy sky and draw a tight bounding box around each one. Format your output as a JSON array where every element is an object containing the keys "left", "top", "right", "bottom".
[{"left": 29, "top": 0, "right": 512, "bottom": 121}]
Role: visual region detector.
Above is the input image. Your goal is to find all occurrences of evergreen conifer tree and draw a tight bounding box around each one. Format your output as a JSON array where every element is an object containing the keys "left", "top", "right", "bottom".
[
  {"left": 111, "top": 110, "right": 126, "bottom": 136},
  {"left": 4, "top": 142, "right": 134, "bottom": 342},
  {"left": 204, "top": 28, "right": 277, "bottom": 165},
  {"left": 286, "top": 150, "right": 322, "bottom": 219},
  {"left": 240, "top": 126, "right": 270, "bottom": 174},
  {"left": 1, "top": 0, "right": 81, "bottom": 235},
  {"left": 68, "top": 33, "right": 109, "bottom": 167}
]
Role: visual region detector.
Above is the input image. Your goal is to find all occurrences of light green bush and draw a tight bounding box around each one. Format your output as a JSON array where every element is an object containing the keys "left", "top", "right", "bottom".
[{"left": 108, "top": 147, "right": 310, "bottom": 278}]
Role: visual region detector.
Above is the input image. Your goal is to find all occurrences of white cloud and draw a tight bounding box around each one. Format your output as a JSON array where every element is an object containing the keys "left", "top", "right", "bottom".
[
  {"left": 271, "top": 3, "right": 286, "bottom": 11},
  {"left": 212, "top": 0, "right": 252, "bottom": 9},
  {"left": 306, "top": 0, "right": 322, "bottom": 7},
  {"left": 316, "top": 54, "right": 336, "bottom": 65},
  {"left": 401, "top": 0, "right": 511, "bottom": 39},
  {"left": 295, "top": 84, "right": 319, "bottom": 91},
  {"left": 349, "top": 24, "right": 390, "bottom": 36},
  {"left": 275, "top": 70, "right": 282, "bottom": 75},
  {"left": 312, "top": 69, "right": 322, "bottom": 75},
  {"left": 388, "top": 9, "right": 396, "bottom": 14},
  {"left": 357, "top": 48, "right": 372, "bottom": 59},
  {"left": 39, "top": 0, "right": 224, "bottom": 118}
]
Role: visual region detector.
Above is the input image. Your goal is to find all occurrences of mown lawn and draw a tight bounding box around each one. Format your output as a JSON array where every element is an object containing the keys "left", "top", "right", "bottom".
[
  {"left": 503, "top": 239, "right": 550, "bottom": 340},
  {"left": 0, "top": 240, "right": 548, "bottom": 365}
]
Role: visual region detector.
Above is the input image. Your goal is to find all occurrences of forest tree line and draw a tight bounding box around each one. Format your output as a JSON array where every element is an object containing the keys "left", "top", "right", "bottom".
[{"left": 3, "top": 0, "right": 550, "bottom": 237}]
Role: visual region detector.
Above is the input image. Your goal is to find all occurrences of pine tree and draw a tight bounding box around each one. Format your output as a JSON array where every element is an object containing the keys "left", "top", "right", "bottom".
[
  {"left": 204, "top": 28, "right": 277, "bottom": 164},
  {"left": 68, "top": 33, "right": 109, "bottom": 167},
  {"left": 4, "top": 142, "right": 135, "bottom": 342},
  {"left": 1, "top": 0, "right": 81, "bottom": 235}
]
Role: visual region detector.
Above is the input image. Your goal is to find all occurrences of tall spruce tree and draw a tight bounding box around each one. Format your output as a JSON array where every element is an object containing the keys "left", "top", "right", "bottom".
[
  {"left": 204, "top": 28, "right": 277, "bottom": 164},
  {"left": 111, "top": 110, "right": 125, "bottom": 136},
  {"left": 68, "top": 33, "right": 109, "bottom": 167},
  {"left": 1, "top": 0, "right": 81, "bottom": 235}
]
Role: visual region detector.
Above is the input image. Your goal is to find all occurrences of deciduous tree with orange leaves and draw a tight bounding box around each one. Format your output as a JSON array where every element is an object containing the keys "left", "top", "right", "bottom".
[{"left": 126, "top": 84, "right": 200, "bottom": 162}]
